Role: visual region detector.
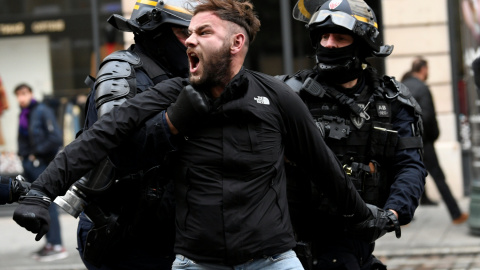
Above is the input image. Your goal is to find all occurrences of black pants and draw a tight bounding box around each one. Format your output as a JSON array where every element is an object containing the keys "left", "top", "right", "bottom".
[
  {"left": 423, "top": 141, "right": 462, "bottom": 220},
  {"left": 311, "top": 236, "right": 385, "bottom": 270}
]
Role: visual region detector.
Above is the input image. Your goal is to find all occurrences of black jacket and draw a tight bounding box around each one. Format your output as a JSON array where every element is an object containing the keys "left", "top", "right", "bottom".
[
  {"left": 402, "top": 76, "right": 439, "bottom": 143},
  {"left": 33, "top": 68, "right": 370, "bottom": 265},
  {"left": 17, "top": 102, "right": 63, "bottom": 163}
]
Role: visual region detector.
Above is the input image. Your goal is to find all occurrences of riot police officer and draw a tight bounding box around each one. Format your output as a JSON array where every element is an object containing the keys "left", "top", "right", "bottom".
[
  {"left": 282, "top": 0, "right": 427, "bottom": 269},
  {"left": 50, "top": 0, "right": 195, "bottom": 269}
]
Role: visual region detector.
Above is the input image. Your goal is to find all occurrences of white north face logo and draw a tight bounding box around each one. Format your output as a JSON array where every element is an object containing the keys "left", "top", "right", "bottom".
[{"left": 254, "top": 96, "right": 270, "bottom": 105}]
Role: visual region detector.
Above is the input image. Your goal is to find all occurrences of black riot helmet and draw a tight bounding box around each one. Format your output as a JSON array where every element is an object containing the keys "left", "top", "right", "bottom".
[
  {"left": 293, "top": 0, "right": 393, "bottom": 84},
  {"left": 108, "top": 0, "right": 194, "bottom": 35},
  {"left": 293, "top": 0, "right": 393, "bottom": 59},
  {"left": 108, "top": 0, "right": 196, "bottom": 78}
]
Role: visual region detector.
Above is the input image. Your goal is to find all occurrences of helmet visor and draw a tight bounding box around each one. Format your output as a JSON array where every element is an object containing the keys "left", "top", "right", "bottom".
[
  {"left": 163, "top": 0, "right": 195, "bottom": 15},
  {"left": 161, "top": 0, "right": 196, "bottom": 27},
  {"left": 309, "top": 10, "right": 357, "bottom": 32},
  {"left": 293, "top": 0, "right": 325, "bottom": 23}
]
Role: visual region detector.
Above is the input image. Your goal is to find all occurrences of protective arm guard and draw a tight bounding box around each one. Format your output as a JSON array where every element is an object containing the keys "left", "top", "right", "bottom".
[
  {"left": 95, "top": 50, "right": 140, "bottom": 117},
  {"left": 347, "top": 204, "right": 401, "bottom": 243}
]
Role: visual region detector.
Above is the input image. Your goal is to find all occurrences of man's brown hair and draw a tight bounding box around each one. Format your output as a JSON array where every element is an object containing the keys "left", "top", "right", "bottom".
[
  {"left": 13, "top": 83, "right": 33, "bottom": 94},
  {"left": 411, "top": 57, "right": 428, "bottom": 73},
  {"left": 193, "top": 0, "right": 261, "bottom": 44}
]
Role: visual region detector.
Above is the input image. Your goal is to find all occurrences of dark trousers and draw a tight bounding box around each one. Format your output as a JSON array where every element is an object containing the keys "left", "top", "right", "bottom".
[
  {"left": 311, "top": 235, "right": 384, "bottom": 270},
  {"left": 77, "top": 213, "right": 174, "bottom": 270},
  {"left": 423, "top": 142, "right": 462, "bottom": 220}
]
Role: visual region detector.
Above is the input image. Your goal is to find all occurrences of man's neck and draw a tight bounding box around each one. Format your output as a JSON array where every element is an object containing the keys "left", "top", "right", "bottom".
[
  {"left": 412, "top": 72, "right": 425, "bottom": 82},
  {"left": 210, "top": 64, "right": 243, "bottom": 98},
  {"left": 211, "top": 85, "right": 224, "bottom": 98}
]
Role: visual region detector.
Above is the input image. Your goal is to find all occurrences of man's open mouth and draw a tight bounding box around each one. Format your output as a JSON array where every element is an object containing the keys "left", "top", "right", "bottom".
[{"left": 189, "top": 52, "right": 200, "bottom": 73}]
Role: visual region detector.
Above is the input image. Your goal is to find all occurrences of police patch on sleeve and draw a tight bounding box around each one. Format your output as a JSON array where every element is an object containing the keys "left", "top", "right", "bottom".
[{"left": 376, "top": 102, "right": 390, "bottom": 117}]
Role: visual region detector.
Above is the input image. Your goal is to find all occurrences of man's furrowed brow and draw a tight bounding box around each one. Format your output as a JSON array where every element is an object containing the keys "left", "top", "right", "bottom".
[{"left": 190, "top": 24, "right": 212, "bottom": 34}]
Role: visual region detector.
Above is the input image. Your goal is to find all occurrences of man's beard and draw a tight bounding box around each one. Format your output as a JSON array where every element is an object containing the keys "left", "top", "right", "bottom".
[{"left": 190, "top": 42, "right": 232, "bottom": 90}]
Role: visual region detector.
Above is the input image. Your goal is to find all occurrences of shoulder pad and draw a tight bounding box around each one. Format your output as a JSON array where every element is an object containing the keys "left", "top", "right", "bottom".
[
  {"left": 101, "top": 50, "right": 141, "bottom": 66},
  {"left": 95, "top": 50, "right": 140, "bottom": 85},
  {"left": 274, "top": 74, "right": 288, "bottom": 82},
  {"left": 276, "top": 69, "right": 316, "bottom": 93},
  {"left": 382, "top": 76, "right": 422, "bottom": 115},
  {"left": 275, "top": 75, "right": 303, "bottom": 93},
  {"left": 96, "top": 60, "right": 135, "bottom": 85}
]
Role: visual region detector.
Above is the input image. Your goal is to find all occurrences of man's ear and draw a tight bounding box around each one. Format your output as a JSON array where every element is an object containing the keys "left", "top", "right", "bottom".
[{"left": 231, "top": 33, "right": 246, "bottom": 55}]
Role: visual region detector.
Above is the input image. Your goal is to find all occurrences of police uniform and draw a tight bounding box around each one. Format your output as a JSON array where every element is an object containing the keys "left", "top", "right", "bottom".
[
  {"left": 286, "top": 0, "right": 428, "bottom": 269},
  {"left": 283, "top": 66, "right": 426, "bottom": 269}
]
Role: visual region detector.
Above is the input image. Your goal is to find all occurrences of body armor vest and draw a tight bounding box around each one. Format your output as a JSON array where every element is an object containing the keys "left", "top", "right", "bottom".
[{"left": 281, "top": 68, "right": 423, "bottom": 207}]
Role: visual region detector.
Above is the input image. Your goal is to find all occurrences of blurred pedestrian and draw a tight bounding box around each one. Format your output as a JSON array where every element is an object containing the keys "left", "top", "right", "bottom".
[
  {"left": 401, "top": 70, "right": 436, "bottom": 206},
  {"left": 14, "top": 83, "right": 68, "bottom": 261},
  {"left": 0, "top": 76, "right": 8, "bottom": 148},
  {"left": 402, "top": 57, "right": 469, "bottom": 224}
]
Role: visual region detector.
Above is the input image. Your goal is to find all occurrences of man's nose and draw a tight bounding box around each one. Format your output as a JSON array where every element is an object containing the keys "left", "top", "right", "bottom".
[
  {"left": 323, "top": 36, "right": 338, "bottom": 48},
  {"left": 185, "top": 34, "right": 196, "bottom": 47}
]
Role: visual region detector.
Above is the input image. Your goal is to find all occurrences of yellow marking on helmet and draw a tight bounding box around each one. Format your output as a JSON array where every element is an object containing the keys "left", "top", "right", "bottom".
[
  {"left": 353, "top": 15, "right": 378, "bottom": 28},
  {"left": 136, "top": 0, "right": 158, "bottom": 6},
  {"left": 134, "top": 0, "right": 157, "bottom": 10},
  {"left": 298, "top": 0, "right": 312, "bottom": 19},
  {"left": 165, "top": 4, "right": 192, "bottom": 15}
]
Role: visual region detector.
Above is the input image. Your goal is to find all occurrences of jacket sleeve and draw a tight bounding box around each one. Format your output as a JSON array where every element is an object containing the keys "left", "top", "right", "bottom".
[
  {"left": 276, "top": 84, "right": 371, "bottom": 223},
  {"left": 31, "top": 78, "right": 185, "bottom": 198},
  {"left": 383, "top": 106, "right": 427, "bottom": 224},
  {"left": 418, "top": 86, "right": 440, "bottom": 142},
  {"left": 30, "top": 104, "right": 63, "bottom": 158}
]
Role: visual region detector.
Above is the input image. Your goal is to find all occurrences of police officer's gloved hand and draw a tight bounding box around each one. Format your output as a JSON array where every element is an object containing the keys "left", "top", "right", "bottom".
[
  {"left": 13, "top": 189, "right": 51, "bottom": 241},
  {"left": 167, "top": 85, "right": 211, "bottom": 134},
  {"left": 347, "top": 204, "right": 401, "bottom": 243},
  {"left": 10, "top": 175, "right": 31, "bottom": 203}
]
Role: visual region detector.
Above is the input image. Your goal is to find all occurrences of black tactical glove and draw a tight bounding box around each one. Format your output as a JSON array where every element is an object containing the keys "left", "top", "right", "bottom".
[
  {"left": 167, "top": 85, "right": 211, "bottom": 134},
  {"left": 10, "top": 175, "right": 31, "bottom": 203},
  {"left": 13, "top": 189, "right": 51, "bottom": 241},
  {"left": 347, "top": 204, "right": 401, "bottom": 243},
  {"left": 0, "top": 175, "right": 30, "bottom": 204}
]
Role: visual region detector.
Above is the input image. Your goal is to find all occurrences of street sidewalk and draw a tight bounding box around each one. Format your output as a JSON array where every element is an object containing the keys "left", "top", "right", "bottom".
[
  {"left": 0, "top": 204, "right": 85, "bottom": 270},
  {"left": 374, "top": 197, "right": 480, "bottom": 268},
  {"left": 0, "top": 198, "right": 478, "bottom": 270},
  {"left": 375, "top": 197, "right": 479, "bottom": 257}
]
